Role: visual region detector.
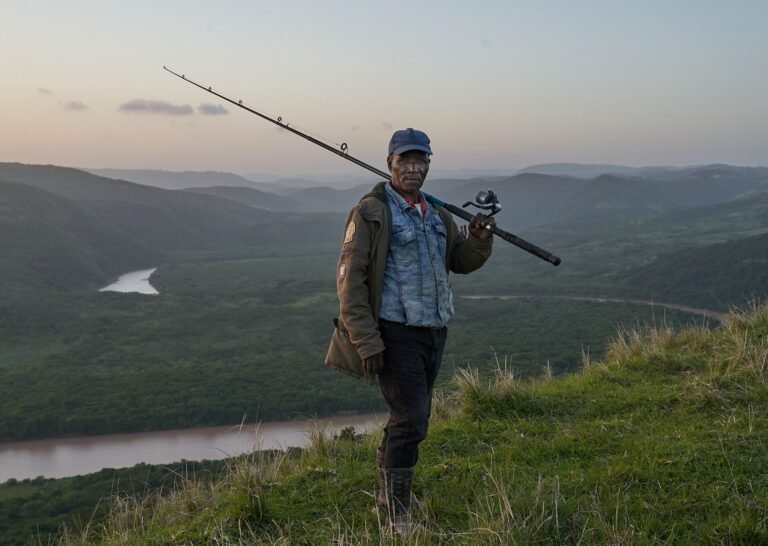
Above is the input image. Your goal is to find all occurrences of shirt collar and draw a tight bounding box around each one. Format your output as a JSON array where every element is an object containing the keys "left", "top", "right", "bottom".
[{"left": 386, "top": 182, "right": 426, "bottom": 215}]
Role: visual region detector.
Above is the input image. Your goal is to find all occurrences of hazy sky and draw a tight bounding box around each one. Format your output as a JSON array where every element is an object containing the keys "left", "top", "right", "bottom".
[{"left": 1, "top": 0, "right": 766, "bottom": 178}]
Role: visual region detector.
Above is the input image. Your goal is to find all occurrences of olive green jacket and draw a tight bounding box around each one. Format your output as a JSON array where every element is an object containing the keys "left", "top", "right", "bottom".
[{"left": 325, "top": 181, "right": 493, "bottom": 383}]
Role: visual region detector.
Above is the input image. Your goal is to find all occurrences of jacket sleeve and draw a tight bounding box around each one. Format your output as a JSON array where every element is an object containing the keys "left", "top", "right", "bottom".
[
  {"left": 445, "top": 215, "right": 493, "bottom": 274},
  {"left": 336, "top": 207, "right": 386, "bottom": 360}
]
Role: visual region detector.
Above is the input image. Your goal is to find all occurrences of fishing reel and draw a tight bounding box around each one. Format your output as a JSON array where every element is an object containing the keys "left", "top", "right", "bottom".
[{"left": 462, "top": 189, "right": 502, "bottom": 217}]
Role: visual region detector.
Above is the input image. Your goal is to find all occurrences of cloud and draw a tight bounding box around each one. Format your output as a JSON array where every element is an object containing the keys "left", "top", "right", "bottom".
[
  {"left": 381, "top": 122, "right": 393, "bottom": 131},
  {"left": 198, "top": 103, "right": 228, "bottom": 116},
  {"left": 38, "top": 88, "right": 52, "bottom": 95},
  {"left": 63, "top": 100, "right": 88, "bottom": 111},
  {"left": 118, "top": 99, "right": 194, "bottom": 116}
]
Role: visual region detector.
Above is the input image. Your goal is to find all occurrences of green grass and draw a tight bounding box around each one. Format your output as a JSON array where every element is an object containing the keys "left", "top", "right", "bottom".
[{"left": 58, "top": 303, "right": 768, "bottom": 545}]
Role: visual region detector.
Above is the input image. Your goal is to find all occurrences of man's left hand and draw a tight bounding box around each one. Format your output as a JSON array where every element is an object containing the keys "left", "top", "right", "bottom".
[
  {"left": 362, "top": 351, "right": 385, "bottom": 374},
  {"left": 468, "top": 213, "right": 496, "bottom": 240}
]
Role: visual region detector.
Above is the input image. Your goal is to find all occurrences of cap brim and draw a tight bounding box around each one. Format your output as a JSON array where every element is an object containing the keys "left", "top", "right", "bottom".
[{"left": 391, "top": 144, "right": 433, "bottom": 156}]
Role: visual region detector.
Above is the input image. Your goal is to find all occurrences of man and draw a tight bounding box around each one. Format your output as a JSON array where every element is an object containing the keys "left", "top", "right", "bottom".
[{"left": 325, "top": 128, "right": 494, "bottom": 533}]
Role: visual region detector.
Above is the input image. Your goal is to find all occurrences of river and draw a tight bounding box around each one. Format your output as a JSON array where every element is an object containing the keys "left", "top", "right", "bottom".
[
  {"left": 0, "top": 413, "right": 382, "bottom": 483},
  {"left": 99, "top": 267, "right": 159, "bottom": 295}
]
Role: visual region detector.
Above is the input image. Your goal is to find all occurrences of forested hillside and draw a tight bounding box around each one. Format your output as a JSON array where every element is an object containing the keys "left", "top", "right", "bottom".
[
  {"left": 0, "top": 180, "right": 158, "bottom": 291},
  {"left": 458, "top": 187, "right": 768, "bottom": 306},
  {"left": 620, "top": 231, "right": 768, "bottom": 308},
  {"left": 2, "top": 161, "right": 767, "bottom": 445}
]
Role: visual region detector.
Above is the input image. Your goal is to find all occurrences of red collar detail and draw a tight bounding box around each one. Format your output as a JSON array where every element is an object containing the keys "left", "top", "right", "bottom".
[{"left": 390, "top": 182, "right": 426, "bottom": 216}]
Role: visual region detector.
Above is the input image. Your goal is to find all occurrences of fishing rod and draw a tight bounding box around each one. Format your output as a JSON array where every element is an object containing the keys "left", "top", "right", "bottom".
[{"left": 163, "top": 66, "right": 561, "bottom": 266}]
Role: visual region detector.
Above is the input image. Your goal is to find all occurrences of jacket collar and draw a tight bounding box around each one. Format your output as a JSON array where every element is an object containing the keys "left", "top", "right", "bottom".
[
  {"left": 362, "top": 181, "right": 388, "bottom": 203},
  {"left": 357, "top": 181, "right": 388, "bottom": 222}
]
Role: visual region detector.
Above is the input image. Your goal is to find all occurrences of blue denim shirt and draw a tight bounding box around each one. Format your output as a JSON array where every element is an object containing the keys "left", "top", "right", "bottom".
[{"left": 379, "top": 183, "right": 454, "bottom": 327}]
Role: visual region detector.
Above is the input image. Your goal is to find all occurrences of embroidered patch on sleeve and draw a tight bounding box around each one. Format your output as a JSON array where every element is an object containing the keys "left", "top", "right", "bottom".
[{"left": 343, "top": 221, "right": 356, "bottom": 244}]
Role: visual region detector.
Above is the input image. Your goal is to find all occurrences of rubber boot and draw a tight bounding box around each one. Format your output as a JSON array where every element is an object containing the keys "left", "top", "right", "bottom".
[{"left": 382, "top": 467, "right": 414, "bottom": 538}]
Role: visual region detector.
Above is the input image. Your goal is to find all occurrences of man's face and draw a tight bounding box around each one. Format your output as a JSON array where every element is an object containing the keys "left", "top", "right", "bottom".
[{"left": 389, "top": 151, "right": 431, "bottom": 199}]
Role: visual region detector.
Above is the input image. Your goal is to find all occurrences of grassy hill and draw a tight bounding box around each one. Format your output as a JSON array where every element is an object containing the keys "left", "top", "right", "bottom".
[{"left": 54, "top": 303, "right": 768, "bottom": 544}]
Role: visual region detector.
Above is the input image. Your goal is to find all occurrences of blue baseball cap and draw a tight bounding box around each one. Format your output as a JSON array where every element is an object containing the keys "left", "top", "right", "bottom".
[{"left": 388, "top": 128, "right": 432, "bottom": 157}]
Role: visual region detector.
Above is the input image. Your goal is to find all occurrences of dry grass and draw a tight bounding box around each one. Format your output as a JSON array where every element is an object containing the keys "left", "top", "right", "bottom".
[
  {"left": 714, "top": 300, "right": 768, "bottom": 385},
  {"left": 604, "top": 322, "right": 678, "bottom": 366}
]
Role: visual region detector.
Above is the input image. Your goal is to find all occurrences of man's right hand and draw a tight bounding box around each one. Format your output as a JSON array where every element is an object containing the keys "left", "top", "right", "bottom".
[{"left": 363, "top": 351, "right": 385, "bottom": 374}]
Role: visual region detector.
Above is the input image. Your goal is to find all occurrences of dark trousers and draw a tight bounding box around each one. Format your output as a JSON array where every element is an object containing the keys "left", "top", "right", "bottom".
[{"left": 377, "top": 319, "right": 448, "bottom": 469}]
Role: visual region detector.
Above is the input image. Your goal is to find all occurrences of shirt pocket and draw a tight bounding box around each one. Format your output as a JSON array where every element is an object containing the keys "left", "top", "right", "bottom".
[
  {"left": 432, "top": 221, "right": 448, "bottom": 258},
  {"left": 390, "top": 225, "right": 418, "bottom": 272},
  {"left": 392, "top": 225, "right": 417, "bottom": 246}
]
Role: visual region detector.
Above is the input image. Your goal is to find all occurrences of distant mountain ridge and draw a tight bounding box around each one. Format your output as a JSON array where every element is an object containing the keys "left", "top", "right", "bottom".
[
  {"left": 517, "top": 162, "right": 645, "bottom": 178},
  {"left": 184, "top": 183, "right": 371, "bottom": 213},
  {"left": 174, "top": 167, "right": 768, "bottom": 232},
  {"left": 83, "top": 163, "right": 768, "bottom": 227},
  {"left": 86, "top": 168, "right": 371, "bottom": 194},
  {"left": 4, "top": 160, "right": 768, "bottom": 295},
  {"left": 183, "top": 186, "right": 302, "bottom": 211},
  {"left": 85, "top": 168, "right": 268, "bottom": 191},
  {"left": 0, "top": 163, "right": 344, "bottom": 291},
  {"left": 516, "top": 162, "right": 768, "bottom": 180},
  {"left": 433, "top": 168, "right": 768, "bottom": 231}
]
